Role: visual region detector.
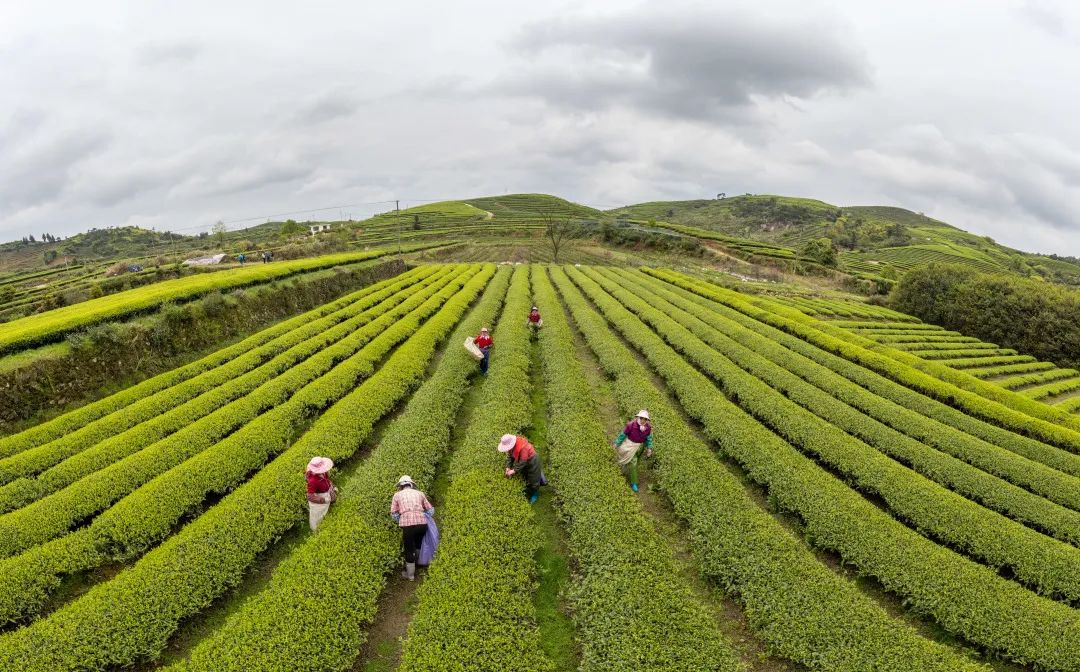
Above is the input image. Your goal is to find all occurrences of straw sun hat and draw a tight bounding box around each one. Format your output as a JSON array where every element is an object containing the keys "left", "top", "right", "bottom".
[{"left": 497, "top": 434, "right": 517, "bottom": 452}]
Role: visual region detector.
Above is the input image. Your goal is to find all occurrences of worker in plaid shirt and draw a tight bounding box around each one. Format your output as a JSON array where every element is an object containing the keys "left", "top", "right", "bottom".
[{"left": 390, "top": 475, "right": 434, "bottom": 581}]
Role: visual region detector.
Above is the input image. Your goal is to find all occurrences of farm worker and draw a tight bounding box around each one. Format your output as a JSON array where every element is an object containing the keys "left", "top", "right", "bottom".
[
  {"left": 499, "top": 434, "right": 543, "bottom": 504},
  {"left": 527, "top": 306, "right": 542, "bottom": 331},
  {"left": 238, "top": 253, "right": 246, "bottom": 264},
  {"left": 305, "top": 456, "right": 337, "bottom": 531},
  {"left": 390, "top": 475, "right": 434, "bottom": 581},
  {"left": 612, "top": 410, "right": 653, "bottom": 493},
  {"left": 474, "top": 327, "right": 493, "bottom": 375}
]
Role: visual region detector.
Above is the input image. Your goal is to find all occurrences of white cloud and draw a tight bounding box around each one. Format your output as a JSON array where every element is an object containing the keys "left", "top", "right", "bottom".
[{"left": 0, "top": 0, "right": 1078, "bottom": 255}]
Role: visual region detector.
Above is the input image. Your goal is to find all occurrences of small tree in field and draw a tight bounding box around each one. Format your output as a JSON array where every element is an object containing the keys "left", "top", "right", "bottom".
[
  {"left": 280, "top": 219, "right": 301, "bottom": 238},
  {"left": 212, "top": 220, "right": 227, "bottom": 247},
  {"left": 541, "top": 210, "right": 573, "bottom": 262}
]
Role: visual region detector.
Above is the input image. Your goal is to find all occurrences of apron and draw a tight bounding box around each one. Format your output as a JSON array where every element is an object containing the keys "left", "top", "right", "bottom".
[
  {"left": 308, "top": 486, "right": 335, "bottom": 531},
  {"left": 615, "top": 438, "right": 643, "bottom": 466}
]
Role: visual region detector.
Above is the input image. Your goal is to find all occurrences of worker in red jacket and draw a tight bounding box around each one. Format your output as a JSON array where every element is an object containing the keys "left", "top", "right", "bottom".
[
  {"left": 474, "top": 327, "right": 493, "bottom": 375},
  {"left": 305, "top": 456, "right": 337, "bottom": 530},
  {"left": 527, "top": 305, "right": 542, "bottom": 333},
  {"left": 498, "top": 434, "right": 543, "bottom": 503}
]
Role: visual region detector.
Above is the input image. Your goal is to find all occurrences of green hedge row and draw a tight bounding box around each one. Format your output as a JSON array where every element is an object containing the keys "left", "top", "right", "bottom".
[
  {"left": 0, "top": 268, "right": 466, "bottom": 561},
  {"left": 0, "top": 265, "right": 421, "bottom": 459},
  {"left": 0, "top": 267, "right": 445, "bottom": 504},
  {"left": 574, "top": 268, "right": 1080, "bottom": 671},
  {"left": 643, "top": 271, "right": 1080, "bottom": 482},
  {"left": 1023, "top": 376, "right": 1080, "bottom": 401},
  {"left": 813, "top": 300, "right": 918, "bottom": 321},
  {"left": 587, "top": 268, "right": 1080, "bottom": 600},
  {"left": 0, "top": 265, "right": 492, "bottom": 671},
  {"left": 937, "top": 354, "right": 1035, "bottom": 368},
  {"left": 1058, "top": 396, "right": 1080, "bottom": 413},
  {"left": 854, "top": 328, "right": 957, "bottom": 336},
  {"left": 890, "top": 341, "right": 1001, "bottom": 352},
  {"left": 834, "top": 320, "right": 939, "bottom": 330},
  {"left": 997, "top": 368, "right": 1079, "bottom": 391},
  {"left": 397, "top": 265, "right": 554, "bottom": 672},
  {"left": 967, "top": 361, "right": 1055, "bottom": 378},
  {"left": 605, "top": 269, "right": 1080, "bottom": 551},
  {"left": 0, "top": 268, "right": 479, "bottom": 626},
  {"left": 646, "top": 269, "right": 1080, "bottom": 451},
  {"left": 614, "top": 269, "right": 1080, "bottom": 515},
  {"left": 911, "top": 350, "right": 1019, "bottom": 360},
  {"left": 872, "top": 334, "right": 981, "bottom": 344},
  {"left": 533, "top": 266, "right": 741, "bottom": 671},
  {"left": 550, "top": 267, "right": 984, "bottom": 671},
  {"left": 167, "top": 266, "right": 512, "bottom": 671},
  {"left": 0, "top": 245, "right": 445, "bottom": 354}
]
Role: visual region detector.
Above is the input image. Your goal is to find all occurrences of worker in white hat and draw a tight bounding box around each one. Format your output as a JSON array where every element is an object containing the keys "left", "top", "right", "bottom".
[
  {"left": 474, "top": 327, "right": 493, "bottom": 375},
  {"left": 612, "top": 410, "right": 654, "bottom": 493},
  {"left": 390, "top": 475, "right": 434, "bottom": 581},
  {"left": 498, "top": 433, "right": 544, "bottom": 504},
  {"left": 305, "top": 456, "right": 337, "bottom": 531}
]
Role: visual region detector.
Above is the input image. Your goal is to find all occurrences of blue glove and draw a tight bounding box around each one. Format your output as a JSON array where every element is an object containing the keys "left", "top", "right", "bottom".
[{"left": 391, "top": 512, "right": 401, "bottom": 523}]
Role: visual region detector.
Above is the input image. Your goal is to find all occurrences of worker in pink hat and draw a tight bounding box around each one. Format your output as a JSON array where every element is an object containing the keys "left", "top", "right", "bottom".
[
  {"left": 612, "top": 410, "right": 654, "bottom": 493},
  {"left": 305, "top": 456, "right": 337, "bottom": 531},
  {"left": 498, "top": 434, "right": 543, "bottom": 503},
  {"left": 390, "top": 475, "right": 434, "bottom": 581}
]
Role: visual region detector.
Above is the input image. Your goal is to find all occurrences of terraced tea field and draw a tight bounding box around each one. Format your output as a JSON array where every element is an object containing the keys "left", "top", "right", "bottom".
[
  {"left": 2, "top": 263, "right": 1080, "bottom": 671},
  {"left": 768, "top": 295, "right": 1080, "bottom": 414}
]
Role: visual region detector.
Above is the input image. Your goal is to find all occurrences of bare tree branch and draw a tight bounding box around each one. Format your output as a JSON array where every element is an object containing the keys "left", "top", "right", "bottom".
[{"left": 542, "top": 209, "right": 572, "bottom": 262}]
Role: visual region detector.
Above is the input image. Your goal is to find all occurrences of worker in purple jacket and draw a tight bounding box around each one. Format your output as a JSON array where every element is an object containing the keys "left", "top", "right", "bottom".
[{"left": 612, "top": 409, "right": 654, "bottom": 492}]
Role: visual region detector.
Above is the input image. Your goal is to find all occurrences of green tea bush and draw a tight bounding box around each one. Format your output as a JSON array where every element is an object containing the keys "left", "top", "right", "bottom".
[
  {"left": 533, "top": 266, "right": 741, "bottom": 671},
  {"left": 575, "top": 267, "right": 1080, "bottom": 670},
  {"left": 550, "top": 267, "right": 984, "bottom": 671},
  {"left": 0, "top": 266, "right": 491, "bottom": 671},
  {"left": 169, "top": 266, "right": 511, "bottom": 672}
]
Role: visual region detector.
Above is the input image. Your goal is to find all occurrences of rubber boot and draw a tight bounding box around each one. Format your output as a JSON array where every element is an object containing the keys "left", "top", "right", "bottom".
[
  {"left": 630, "top": 483, "right": 638, "bottom": 493},
  {"left": 529, "top": 493, "right": 539, "bottom": 504},
  {"left": 402, "top": 562, "right": 416, "bottom": 581}
]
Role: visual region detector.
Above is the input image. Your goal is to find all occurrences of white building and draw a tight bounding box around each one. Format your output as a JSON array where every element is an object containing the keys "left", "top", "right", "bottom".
[{"left": 309, "top": 224, "right": 332, "bottom": 236}]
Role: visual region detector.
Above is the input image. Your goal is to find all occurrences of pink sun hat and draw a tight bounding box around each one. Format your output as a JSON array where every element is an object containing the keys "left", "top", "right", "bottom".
[
  {"left": 307, "top": 456, "right": 333, "bottom": 474},
  {"left": 497, "top": 434, "right": 517, "bottom": 452}
]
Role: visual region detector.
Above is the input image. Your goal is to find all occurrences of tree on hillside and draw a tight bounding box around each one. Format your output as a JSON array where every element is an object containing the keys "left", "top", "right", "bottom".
[
  {"left": 800, "top": 237, "right": 838, "bottom": 267},
  {"left": 212, "top": 221, "right": 227, "bottom": 247},
  {"left": 541, "top": 210, "right": 573, "bottom": 262},
  {"left": 280, "top": 219, "right": 301, "bottom": 238}
]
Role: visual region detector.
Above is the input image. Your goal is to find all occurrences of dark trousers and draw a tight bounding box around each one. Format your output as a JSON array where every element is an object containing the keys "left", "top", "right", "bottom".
[
  {"left": 402, "top": 523, "right": 428, "bottom": 564},
  {"left": 518, "top": 457, "right": 543, "bottom": 498},
  {"left": 479, "top": 347, "right": 491, "bottom": 374}
]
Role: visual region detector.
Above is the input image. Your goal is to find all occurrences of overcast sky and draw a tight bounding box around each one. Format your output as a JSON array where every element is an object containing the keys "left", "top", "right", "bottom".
[{"left": 2, "top": 0, "right": 1078, "bottom": 254}]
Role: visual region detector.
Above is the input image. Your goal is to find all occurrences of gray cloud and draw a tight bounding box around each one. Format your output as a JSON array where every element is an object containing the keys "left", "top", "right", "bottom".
[
  {"left": 1, "top": 1, "right": 1079, "bottom": 257},
  {"left": 293, "top": 91, "right": 359, "bottom": 125},
  {"left": 1015, "top": 0, "right": 1068, "bottom": 37},
  {"left": 852, "top": 126, "right": 1080, "bottom": 234},
  {"left": 0, "top": 127, "right": 111, "bottom": 213},
  {"left": 136, "top": 40, "right": 202, "bottom": 66},
  {"left": 493, "top": 9, "right": 871, "bottom": 122}
]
